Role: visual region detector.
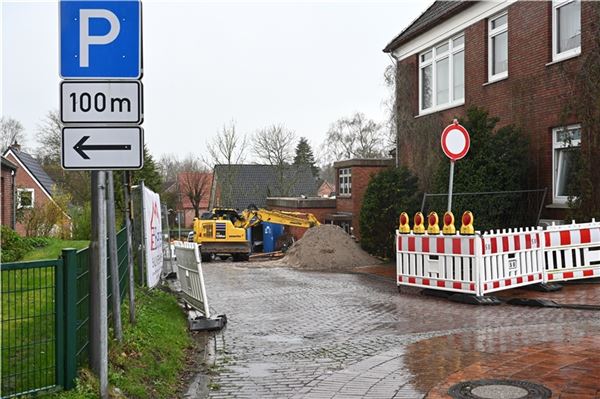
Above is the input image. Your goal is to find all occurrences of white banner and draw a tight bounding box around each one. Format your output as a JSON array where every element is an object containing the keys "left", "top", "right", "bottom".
[{"left": 143, "top": 186, "right": 163, "bottom": 288}]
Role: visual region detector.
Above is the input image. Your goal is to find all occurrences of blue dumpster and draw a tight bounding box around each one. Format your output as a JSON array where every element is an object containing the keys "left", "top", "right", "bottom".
[{"left": 263, "top": 222, "right": 284, "bottom": 253}]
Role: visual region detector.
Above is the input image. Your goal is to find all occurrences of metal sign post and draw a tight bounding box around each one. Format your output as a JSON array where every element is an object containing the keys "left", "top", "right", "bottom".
[
  {"left": 441, "top": 119, "right": 470, "bottom": 213},
  {"left": 123, "top": 171, "right": 136, "bottom": 324},
  {"left": 106, "top": 171, "right": 123, "bottom": 342}
]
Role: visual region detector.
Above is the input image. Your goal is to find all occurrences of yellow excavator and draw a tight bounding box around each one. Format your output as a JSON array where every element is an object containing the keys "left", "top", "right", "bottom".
[{"left": 192, "top": 206, "right": 320, "bottom": 261}]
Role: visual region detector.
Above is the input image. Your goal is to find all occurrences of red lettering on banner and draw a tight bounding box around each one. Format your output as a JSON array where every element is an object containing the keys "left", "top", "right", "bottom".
[
  {"left": 453, "top": 282, "right": 461, "bottom": 289},
  {"left": 580, "top": 229, "right": 591, "bottom": 244},
  {"left": 408, "top": 277, "right": 416, "bottom": 284},
  {"left": 408, "top": 237, "right": 416, "bottom": 252},
  {"left": 437, "top": 281, "right": 445, "bottom": 287},
  {"left": 422, "top": 237, "right": 430, "bottom": 253},
  {"left": 502, "top": 236, "right": 509, "bottom": 252},
  {"left": 560, "top": 231, "right": 571, "bottom": 246},
  {"left": 452, "top": 238, "right": 461, "bottom": 254},
  {"left": 491, "top": 238, "right": 498, "bottom": 253},
  {"left": 584, "top": 269, "right": 594, "bottom": 277},
  {"left": 514, "top": 235, "right": 521, "bottom": 251},
  {"left": 437, "top": 237, "right": 445, "bottom": 253},
  {"left": 563, "top": 271, "right": 574, "bottom": 279},
  {"left": 526, "top": 234, "right": 532, "bottom": 249},
  {"left": 422, "top": 278, "right": 430, "bottom": 286}
]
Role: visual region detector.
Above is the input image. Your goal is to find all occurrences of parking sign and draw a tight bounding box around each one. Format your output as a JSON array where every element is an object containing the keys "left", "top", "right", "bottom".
[{"left": 60, "top": 0, "right": 141, "bottom": 79}]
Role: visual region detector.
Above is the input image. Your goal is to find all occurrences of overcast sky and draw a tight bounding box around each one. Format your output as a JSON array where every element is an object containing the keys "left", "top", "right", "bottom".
[{"left": 1, "top": 0, "right": 427, "bottom": 164}]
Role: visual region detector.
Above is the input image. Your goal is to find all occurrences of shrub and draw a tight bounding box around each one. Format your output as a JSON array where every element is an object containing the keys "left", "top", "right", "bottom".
[
  {"left": 71, "top": 202, "right": 92, "bottom": 240},
  {"left": 0, "top": 226, "right": 33, "bottom": 262},
  {"left": 359, "top": 166, "right": 420, "bottom": 259},
  {"left": 432, "top": 107, "right": 530, "bottom": 232},
  {"left": 23, "top": 236, "right": 51, "bottom": 248}
]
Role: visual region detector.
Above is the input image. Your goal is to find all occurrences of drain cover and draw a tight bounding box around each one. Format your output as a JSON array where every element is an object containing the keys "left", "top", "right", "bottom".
[{"left": 448, "top": 379, "right": 551, "bottom": 399}]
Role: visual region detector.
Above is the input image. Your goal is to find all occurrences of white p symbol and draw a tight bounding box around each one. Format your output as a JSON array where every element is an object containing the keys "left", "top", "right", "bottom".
[{"left": 79, "top": 9, "right": 120, "bottom": 68}]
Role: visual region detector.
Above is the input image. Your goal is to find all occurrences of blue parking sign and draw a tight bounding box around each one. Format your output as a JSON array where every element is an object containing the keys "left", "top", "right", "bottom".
[{"left": 60, "top": 0, "right": 141, "bottom": 79}]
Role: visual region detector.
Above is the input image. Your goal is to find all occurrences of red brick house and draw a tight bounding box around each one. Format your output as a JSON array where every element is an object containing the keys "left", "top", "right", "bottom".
[
  {"left": 3, "top": 143, "right": 70, "bottom": 236},
  {"left": 384, "top": 0, "right": 593, "bottom": 220},
  {"left": 1, "top": 156, "right": 18, "bottom": 229}
]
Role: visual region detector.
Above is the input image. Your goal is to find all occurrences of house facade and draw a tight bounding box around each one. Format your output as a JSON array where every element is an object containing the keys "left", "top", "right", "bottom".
[
  {"left": 384, "top": 0, "right": 594, "bottom": 220},
  {"left": 1, "top": 156, "right": 17, "bottom": 229}
]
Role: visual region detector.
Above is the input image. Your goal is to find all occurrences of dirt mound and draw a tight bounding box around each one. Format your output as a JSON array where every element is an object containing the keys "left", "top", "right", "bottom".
[{"left": 278, "top": 224, "right": 381, "bottom": 271}]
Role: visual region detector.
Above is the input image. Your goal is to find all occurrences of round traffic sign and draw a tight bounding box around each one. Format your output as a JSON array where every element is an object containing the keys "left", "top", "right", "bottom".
[{"left": 441, "top": 120, "right": 470, "bottom": 161}]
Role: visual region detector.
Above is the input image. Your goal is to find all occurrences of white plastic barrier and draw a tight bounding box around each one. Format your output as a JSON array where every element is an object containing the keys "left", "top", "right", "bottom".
[
  {"left": 174, "top": 242, "right": 211, "bottom": 318},
  {"left": 480, "top": 228, "right": 545, "bottom": 294},
  {"left": 396, "top": 232, "right": 481, "bottom": 295},
  {"left": 544, "top": 221, "right": 600, "bottom": 282}
]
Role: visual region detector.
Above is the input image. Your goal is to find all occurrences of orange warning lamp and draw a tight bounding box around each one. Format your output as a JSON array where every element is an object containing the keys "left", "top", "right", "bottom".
[
  {"left": 427, "top": 212, "right": 440, "bottom": 235},
  {"left": 413, "top": 212, "right": 425, "bottom": 234},
  {"left": 442, "top": 211, "right": 456, "bottom": 235},
  {"left": 399, "top": 212, "right": 410, "bottom": 234},
  {"left": 460, "top": 211, "right": 475, "bottom": 235}
]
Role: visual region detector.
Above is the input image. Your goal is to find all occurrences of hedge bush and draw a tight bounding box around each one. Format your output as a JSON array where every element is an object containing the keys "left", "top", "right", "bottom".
[
  {"left": 1, "top": 226, "right": 33, "bottom": 263},
  {"left": 359, "top": 166, "right": 420, "bottom": 259}
]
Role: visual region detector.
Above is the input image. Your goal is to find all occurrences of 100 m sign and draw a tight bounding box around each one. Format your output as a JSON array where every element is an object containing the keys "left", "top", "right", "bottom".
[{"left": 60, "top": 81, "right": 142, "bottom": 124}]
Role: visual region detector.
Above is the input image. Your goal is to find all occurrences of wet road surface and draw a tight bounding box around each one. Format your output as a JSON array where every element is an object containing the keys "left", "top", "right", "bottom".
[{"left": 185, "top": 262, "right": 600, "bottom": 398}]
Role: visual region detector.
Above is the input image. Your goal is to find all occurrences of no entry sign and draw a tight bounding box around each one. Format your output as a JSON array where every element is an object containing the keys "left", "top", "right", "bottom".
[{"left": 441, "top": 120, "right": 470, "bottom": 161}]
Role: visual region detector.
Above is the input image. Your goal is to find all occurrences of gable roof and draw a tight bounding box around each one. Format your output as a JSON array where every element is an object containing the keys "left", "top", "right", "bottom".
[
  {"left": 3, "top": 148, "right": 55, "bottom": 196},
  {"left": 212, "top": 164, "right": 319, "bottom": 210},
  {"left": 383, "top": 1, "right": 473, "bottom": 53}
]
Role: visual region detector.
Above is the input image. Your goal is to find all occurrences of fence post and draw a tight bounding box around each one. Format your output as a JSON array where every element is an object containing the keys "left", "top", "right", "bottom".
[
  {"left": 61, "top": 248, "right": 78, "bottom": 390},
  {"left": 55, "top": 256, "right": 65, "bottom": 389}
]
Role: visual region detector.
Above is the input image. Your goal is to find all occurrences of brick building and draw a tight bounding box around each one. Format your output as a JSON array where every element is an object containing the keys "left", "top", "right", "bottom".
[
  {"left": 1, "top": 156, "right": 18, "bottom": 229},
  {"left": 384, "top": 0, "right": 594, "bottom": 220}
]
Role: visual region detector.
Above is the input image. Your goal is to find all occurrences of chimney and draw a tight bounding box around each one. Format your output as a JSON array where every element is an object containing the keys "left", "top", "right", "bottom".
[{"left": 10, "top": 140, "right": 21, "bottom": 152}]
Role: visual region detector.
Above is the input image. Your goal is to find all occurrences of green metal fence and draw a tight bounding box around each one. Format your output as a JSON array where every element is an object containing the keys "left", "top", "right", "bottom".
[{"left": 0, "top": 228, "right": 130, "bottom": 398}]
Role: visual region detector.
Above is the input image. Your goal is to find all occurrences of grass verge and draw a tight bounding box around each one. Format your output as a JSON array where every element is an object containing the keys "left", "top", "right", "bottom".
[
  {"left": 20, "top": 239, "right": 90, "bottom": 261},
  {"left": 49, "top": 287, "right": 194, "bottom": 399}
]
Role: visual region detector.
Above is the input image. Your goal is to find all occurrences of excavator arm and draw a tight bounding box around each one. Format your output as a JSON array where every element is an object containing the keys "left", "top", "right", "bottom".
[{"left": 239, "top": 208, "right": 320, "bottom": 229}]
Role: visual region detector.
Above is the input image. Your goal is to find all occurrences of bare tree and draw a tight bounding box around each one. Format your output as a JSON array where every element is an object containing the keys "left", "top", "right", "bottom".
[
  {"left": 205, "top": 121, "right": 247, "bottom": 167},
  {"left": 252, "top": 124, "right": 296, "bottom": 166},
  {"left": 178, "top": 156, "right": 211, "bottom": 218},
  {"left": 324, "top": 112, "right": 386, "bottom": 162},
  {"left": 36, "top": 110, "right": 62, "bottom": 163},
  {"left": 1, "top": 117, "right": 26, "bottom": 153}
]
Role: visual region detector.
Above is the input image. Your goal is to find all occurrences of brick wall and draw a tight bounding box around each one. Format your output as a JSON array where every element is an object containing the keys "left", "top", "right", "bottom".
[
  {"left": 1, "top": 167, "right": 15, "bottom": 228},
  {"left": 397, "top": 1, "right": 595, "bottom": 220}
]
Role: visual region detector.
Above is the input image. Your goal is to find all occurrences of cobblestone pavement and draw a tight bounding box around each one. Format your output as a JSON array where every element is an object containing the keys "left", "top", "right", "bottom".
[{"left": 189, "top": 262, "right": 600, "bottom": 398}]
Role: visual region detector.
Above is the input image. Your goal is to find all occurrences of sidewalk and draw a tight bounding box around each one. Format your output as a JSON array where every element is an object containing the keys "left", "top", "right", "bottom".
[{"left": 356, "top": 263, "right": 600, "bottom": 398}]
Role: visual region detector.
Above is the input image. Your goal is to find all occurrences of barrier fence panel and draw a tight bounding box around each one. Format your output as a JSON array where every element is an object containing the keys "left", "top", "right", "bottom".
[
  {"left": 174, "top": 242, "right": 210, "bottom": 317},
  {"left": 544, "top": 221, "right": 600, "bottom": 282},
  {"left": 1, "top": 260, "right": 61, "bottom": 398},
  {"left": 480, "top": 228, "right": 545, "bottom": 294},
  {"left": 396, "top": 232, "right": 480, "bottom": 295}
]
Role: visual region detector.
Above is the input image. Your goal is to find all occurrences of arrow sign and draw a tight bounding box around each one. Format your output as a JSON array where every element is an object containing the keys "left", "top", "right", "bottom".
[
  {"left": 62, "top": 127, "right": 143, "bottom": 170},
  {"left": 74, "top": 136, "right": 132, "bottom": 159}
]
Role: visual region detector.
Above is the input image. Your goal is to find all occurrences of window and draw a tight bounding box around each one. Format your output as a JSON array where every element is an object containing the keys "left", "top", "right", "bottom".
[
  {"left": 488, "top": 12, "right": 508, "bottom": 81},
  {"left": 338, "top": 168, "right": 351, "bottom": 196},
  {"left": 17, "top": 188, "right": 34, "bottom": 208},
  {"left": 553, "top": 125, "right": 581, "bottom": 204},
  {"left": 552, "top": 0, "right": 581, "bottom": 61},
  {"left": 419, "top": 34, "right": 464, "bottom": 114}
]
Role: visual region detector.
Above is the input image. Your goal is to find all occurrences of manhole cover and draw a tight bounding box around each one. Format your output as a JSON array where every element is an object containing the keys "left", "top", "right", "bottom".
[{"left": 448, "top": 379, "right": 552, "bottom": 399}]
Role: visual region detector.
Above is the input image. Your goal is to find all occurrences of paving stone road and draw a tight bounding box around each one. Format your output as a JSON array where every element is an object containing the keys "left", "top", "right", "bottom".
[{"left": 185, "top": 262, "right": 600, "bottom": 398}]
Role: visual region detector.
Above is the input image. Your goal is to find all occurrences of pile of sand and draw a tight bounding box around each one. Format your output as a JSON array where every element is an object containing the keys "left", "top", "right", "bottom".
[{"left": 278, "top": 224, "right": 381, "bottom": 271}]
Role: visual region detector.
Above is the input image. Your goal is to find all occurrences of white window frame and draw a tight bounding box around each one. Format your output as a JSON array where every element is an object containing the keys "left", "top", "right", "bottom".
[
  {"left": 338, "top": 168, "right": 351, "bottom": 196},
  {"left": 552, "top": 0, "right": 581, "bottom": 62},
  {"left": 418, "top": 34, "right": 465, "bottom": 115},
  {"left": 17, "top": 188, "right": 35, "bottom": 209},
  {"left": 552, "top": 124, "right": 581, "bottom": 204},
  {"left": 488, "top": 11, "right": 508, "bottom": 82}
]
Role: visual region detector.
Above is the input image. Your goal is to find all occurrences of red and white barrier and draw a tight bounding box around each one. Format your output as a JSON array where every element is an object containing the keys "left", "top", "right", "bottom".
[
  {"left": 480, "top": 228, "right": 545, "bottom": 294},
  {"left": 396, "top": 233, "right": 481, "bottom": 295},
  {"left": 544, "top": 221, "right": 600, "bottom": 282}
]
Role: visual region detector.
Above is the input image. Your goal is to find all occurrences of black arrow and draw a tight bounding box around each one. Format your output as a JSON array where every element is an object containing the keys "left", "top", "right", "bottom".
[{"left": 74, "top": 136, "right": 132, "bottom": 160}]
